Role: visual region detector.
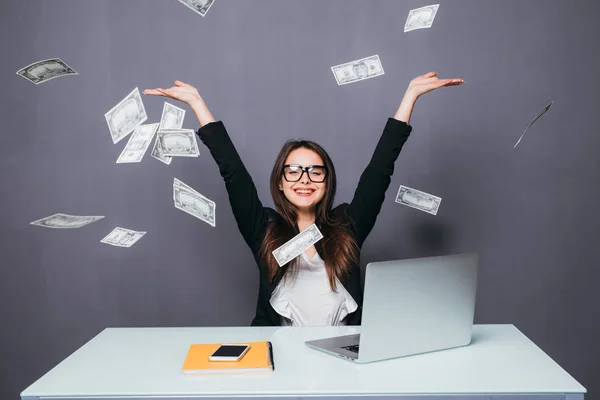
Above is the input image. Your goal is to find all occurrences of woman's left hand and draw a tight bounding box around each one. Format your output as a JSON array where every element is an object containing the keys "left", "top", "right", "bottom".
[{"left": 406, "top": 71, "right": 464, "bottom": 99}]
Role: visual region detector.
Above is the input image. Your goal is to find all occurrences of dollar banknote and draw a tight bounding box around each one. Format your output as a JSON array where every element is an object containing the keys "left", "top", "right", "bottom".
[
  {"left": 30, "top": 213, "right": 104, "bottom": 229},
  {"left": 157, "top": 129, "right": 200, "bottom": 157},
  {"left": 404, "top": 4, "right": 440, "bottom": 32},
  {"left": 173, "top": 181, "right": 216, "bottom": 227},
  {"left": 272, "top": 224, "right": 323, "bottom": 267},
  {"left": 101, "top": 227, "right": 146, "bottom": 247},
  {"left": 159, "top": 102, "right": 186, "bottom": 130},
  {"left": 331, "top": 55, "right": 385, "bottom": 85},
  {"left": 395, "top": 185, "right": 442, "bottom": 215},
  {"left": 151, "top": 135, "right": 172, "bottom": 165},
  {"left": 16, "top": 58, "right": 78, "bottom": 85},
  {"left": 173, "top": 177, "right": 197, "bottom": 199},
  {"left": 514, "top": 101, "right": 553, "bottom": 148},
  {"left": 105, "top": 87, "right": 148, "bottom": 144},
  {"left": 178, "top": 0, "right": 216, "bottom": 17},
  {"left": 116, "top": 123, "right": 159, "bottom": 163}
]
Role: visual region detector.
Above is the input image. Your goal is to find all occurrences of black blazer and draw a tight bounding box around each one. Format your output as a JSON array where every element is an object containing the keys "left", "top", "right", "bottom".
[{"left": 196, "top": 118, "right": 412, "bottom": 326}]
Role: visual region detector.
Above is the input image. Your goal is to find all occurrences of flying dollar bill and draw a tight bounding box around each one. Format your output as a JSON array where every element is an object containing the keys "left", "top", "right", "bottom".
[
  {"left": 331, "top": 55, "right": 385, "bottom": 85},
  {"left": 173, "top": 177, "right": 197, "bottom": 200},
  {"left": 514, "top": 101, "right": 554, "bottom": 148},
  {"left": 178, "top": 0, "right": 216, "bottom": 17},
  {"left": 272, "top": 224, "right": 323, "bottom": 267},
  {"left": 404, "top": 4, "right": 440, "bottom": 32},
  {"left": 395, "top": 185, "right": 442, "bottom": 215},
  {"left": 173, "top": 183, "right": 216, "bottom": 227},
  {"left": 105, "top": 87, "right": 148, "bottom": 144},
  {"left": 159, "top": 102, "right": 186, "bottom": 130},
  {"left": 116, "top": 123, "right": 159, "bottom": 163},
  {"left": 157, "top": 129, "right": 200, "bottom": 157},
  {"left": 30, "top": 213, "right": 104, "bottom": 228},
  {"left": 101, "top": 227, "right": 146, "bottom": 247},
  {"left": 16, "top": 58, "right": 78, "bottom": 85},
  {"left": 151, "top": 135, "right": 172, "bottom": 165}
]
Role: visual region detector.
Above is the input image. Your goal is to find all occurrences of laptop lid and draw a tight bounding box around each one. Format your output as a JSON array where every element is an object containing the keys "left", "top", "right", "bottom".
[{"left": 357, "top": 253, "right": 478, "bottom": 363}]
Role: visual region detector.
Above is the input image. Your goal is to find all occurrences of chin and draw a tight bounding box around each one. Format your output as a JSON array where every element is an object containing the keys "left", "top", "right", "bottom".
[{"left": 293, "top": 201, "right": 317, "bottom": 210}]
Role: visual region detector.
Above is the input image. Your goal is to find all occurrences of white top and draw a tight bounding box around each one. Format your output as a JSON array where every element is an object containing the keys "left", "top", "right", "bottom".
[
  {"left": 270, "top": 251, "right": 358, "bottom": 326},
  {"left": 20, "top": 325, "right": 586, "bottom": 398}
]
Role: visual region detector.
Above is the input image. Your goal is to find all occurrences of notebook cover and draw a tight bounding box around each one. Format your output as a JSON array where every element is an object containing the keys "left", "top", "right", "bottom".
[{"left": 182, "top": 341, "right": 273, "bottom": 374}]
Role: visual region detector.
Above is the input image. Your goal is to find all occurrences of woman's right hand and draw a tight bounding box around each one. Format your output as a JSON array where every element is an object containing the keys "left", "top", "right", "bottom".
[{"left": 143, "top": 80, "right": 203, "bottom": 107}]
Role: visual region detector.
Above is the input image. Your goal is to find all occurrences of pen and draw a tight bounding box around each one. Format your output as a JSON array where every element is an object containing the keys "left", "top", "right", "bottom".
[{"left": 268, "top": 341, "right": 275, "bottom": 371}]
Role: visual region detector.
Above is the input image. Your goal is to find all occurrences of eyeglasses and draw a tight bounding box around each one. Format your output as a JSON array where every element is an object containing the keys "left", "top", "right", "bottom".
[{"left": 282, "top": 164, "right": 327, "bottom": 183}]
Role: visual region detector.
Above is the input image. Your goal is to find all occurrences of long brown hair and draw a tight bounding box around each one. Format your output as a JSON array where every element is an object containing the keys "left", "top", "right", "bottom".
[{"left": 258, "top": 140, "right": 359, "bottom": 291}]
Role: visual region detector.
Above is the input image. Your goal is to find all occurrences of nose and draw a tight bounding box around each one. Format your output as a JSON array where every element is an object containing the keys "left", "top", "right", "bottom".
[{"left": 300, "top": 171, "right": 311, "bottom": 184}]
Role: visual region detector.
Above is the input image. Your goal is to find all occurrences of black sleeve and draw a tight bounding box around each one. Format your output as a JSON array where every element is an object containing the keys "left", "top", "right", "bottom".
[
  {"left": 347, "top": 118, "right": 412, "bottom": 247},
  {"left": 196, "top": 121, "right": 268, "bottom": 256}
]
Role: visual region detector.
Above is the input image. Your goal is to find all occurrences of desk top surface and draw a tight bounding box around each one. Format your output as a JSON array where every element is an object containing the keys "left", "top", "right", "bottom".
[{"left": 21, "top": 324, "right": 585, "bottom": 398}]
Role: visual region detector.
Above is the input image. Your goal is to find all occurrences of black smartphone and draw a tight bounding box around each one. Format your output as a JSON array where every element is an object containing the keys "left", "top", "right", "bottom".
[{"left": 207, "top": 344, "right": 251, "bottom": 361}]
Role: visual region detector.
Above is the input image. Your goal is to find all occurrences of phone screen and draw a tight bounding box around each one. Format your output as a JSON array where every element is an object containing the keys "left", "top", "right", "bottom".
[{"left": 211, "top": 345, "right": 249, "bottom": 358}]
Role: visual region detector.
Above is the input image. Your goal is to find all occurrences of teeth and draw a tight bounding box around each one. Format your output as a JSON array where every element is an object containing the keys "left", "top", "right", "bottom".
[{"left": 296, "top": 190, "right": 313, "bottom": 194}]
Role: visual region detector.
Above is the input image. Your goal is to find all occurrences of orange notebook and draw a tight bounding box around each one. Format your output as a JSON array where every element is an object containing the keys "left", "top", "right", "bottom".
[{"left": 182, "top": 341, "right": 274, "bottom": 374}]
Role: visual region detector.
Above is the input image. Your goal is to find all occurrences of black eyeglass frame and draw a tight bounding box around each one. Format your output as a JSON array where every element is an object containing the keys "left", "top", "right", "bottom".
[{"left": 282, "top": 164, "right": 328, "bottom": 183}]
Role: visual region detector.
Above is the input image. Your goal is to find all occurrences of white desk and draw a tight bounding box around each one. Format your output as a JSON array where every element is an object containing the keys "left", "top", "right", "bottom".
[{"left": 21, "top": 324, "right": 586, "bottom": 400}]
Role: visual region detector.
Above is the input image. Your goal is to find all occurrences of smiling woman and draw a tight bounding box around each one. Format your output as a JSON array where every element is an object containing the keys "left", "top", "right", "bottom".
[{"left": 143, "top": 72, "right": 464, "bottom": 326}]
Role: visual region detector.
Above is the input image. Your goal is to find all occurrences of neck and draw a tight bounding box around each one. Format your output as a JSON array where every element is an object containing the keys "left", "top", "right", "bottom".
[{"left": 296, "top": 209, "right": 315, "bottom": 226}]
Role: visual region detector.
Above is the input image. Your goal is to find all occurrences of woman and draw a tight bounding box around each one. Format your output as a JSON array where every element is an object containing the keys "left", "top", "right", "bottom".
[{"left": 144, "top": 72, "right": 464, "bottom": 326}]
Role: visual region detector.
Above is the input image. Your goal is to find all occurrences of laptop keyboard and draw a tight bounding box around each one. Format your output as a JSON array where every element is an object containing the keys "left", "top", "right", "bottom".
[{"left": 341, "top": 344, "right": 359, "bottom": 353}]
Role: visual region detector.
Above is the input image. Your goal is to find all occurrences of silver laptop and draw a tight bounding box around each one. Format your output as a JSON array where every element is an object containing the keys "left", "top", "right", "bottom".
[{"left": 305, "top": 253, "right": 478, "bottom": 363}]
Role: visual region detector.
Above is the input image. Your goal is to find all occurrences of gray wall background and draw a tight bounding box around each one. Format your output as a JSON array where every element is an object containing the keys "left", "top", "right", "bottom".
[{"left": 1, "top": 0, "right": 598, "bottom": 399}]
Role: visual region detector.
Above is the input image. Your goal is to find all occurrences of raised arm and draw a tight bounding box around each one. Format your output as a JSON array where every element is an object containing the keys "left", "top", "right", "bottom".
[
  {"left": 347, "top": 72, "right": 464, "bottom": 246},
  {"left": 144, "top": 81, "right": 268, "bottom": 254}
]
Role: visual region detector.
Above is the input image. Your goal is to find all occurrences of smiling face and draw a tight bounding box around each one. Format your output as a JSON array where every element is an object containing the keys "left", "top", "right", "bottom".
[{"left": 279, "top": 148, "right": 327, "bottom": 213}]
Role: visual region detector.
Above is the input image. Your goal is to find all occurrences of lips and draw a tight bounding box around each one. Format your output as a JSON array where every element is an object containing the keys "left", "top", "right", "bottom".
[{"left": 293, "top": 188, "right": 315, "bottom": 196}]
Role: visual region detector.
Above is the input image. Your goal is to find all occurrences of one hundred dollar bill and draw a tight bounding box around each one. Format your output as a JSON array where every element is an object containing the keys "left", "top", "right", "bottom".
[
  {"left": 30, "top": 213, "right": 104, "bottom": 229},
  {"left": 16, "top": 58, "right": 78, "bottom": 85},
  {"left": 116, "top": 123, "right": 159, "bottom": 163},
  {"left": 151, "top": 135, "right": 172, "bottom": 165},
  {"left": 272, "top": 224, "right": 323, "bottom": 267},
  {"left": 404, "top": 4, "right": 440, "bottom": 32},
  {"left": 157, "top": 129, "right": 200, "bottom": 157},
  {"left": 101, "top": 227, "right": 146, "bottom": 247},
  {"left": 178, "top": 0, "right": 216, "bottom": 17},
  {"left": 395, "top": 185, "right": 442, "bottom": 215},
  {"left": 514, "top": 101, "right": 553, "bottom": 148},
  {"left": 105, "top": 87, "right": 148, "bottom": 144},
  {"left": 159, "top": 102, "right": 186, "bottom": 130},
  {"left": 173, "top": 184, "right": 216, "bottom": 227},
  {"left": 331, "top": 55, "right": 385, "bottom": 85}
]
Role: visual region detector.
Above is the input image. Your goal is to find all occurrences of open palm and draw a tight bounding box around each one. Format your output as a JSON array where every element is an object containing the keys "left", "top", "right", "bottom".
[
  {"left": 143, "top": 80, "right": 201, "bottom": 105},
  {"left": 407, "top": 72, "right": 464, "bottom": 98}
]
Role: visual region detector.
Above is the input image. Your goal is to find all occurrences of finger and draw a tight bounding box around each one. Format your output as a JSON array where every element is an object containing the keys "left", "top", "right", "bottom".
[
  {"left": 421, "top": 71, "right": 437, "bottom": 78},
  {"left": 143, "top": 89, "right": 166, "bottom": 96},
  {"left": 443, "top": 78, "right": 465, "bottom": 86},
  {"left": 440, "top": 79, "right": 464, "bottom": 87},
  {"left": 174, "top": 80, "right": 191, "bottom": 88},
  {"left": 157, "top": 88, "right": 178, "bottom": 97}
]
